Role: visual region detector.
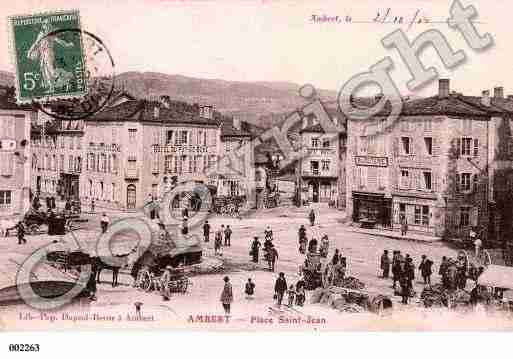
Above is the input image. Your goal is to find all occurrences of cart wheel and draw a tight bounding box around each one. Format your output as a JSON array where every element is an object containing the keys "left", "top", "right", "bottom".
[
  {"left": 180, "top": 279, "right": 188, "bottom": 293},
  {"left": 139, "top": 271, "right": 152, "bottom": 292}
]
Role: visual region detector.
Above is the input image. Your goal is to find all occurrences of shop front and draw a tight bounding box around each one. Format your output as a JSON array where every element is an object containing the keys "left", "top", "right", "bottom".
[
  {"left": 392, "top": 195, "right": 439, "bottom": 234},
  {"left": 352, "top": 191, "right": 392, "bottom": 227}
]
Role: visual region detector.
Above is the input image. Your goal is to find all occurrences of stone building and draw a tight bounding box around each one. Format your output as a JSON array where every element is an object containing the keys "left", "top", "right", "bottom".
[
  {"left": 346, "top": 79, "right": 511, "bottom": 238},
  {"left": 0, "top": 91, "right": 34, "bottom": 217},
  {"left": 31, "top": 111, "right": 84, "bottom": 200}
]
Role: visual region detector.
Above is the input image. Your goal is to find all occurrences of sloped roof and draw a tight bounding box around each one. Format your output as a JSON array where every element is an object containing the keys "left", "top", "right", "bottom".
[
  {"left": 220, "top": 117, "right": 252, "bottom": 138},
  {"left": 341, "top": 95, "right": 507, "bottom": 119},
  {"left": 88, "top": 99, "right": 221, "bottom": 126}
]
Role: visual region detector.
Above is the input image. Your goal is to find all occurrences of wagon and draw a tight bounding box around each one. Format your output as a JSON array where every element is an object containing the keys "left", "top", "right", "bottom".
[{"left": 137, "top": 266, "right": 190, "bottom": 294}]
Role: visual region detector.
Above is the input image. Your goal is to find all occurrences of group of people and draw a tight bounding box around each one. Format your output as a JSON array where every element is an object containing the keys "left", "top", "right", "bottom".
[
  {"left": 380, "top": 250, "right": 429, "bottom": 304},
  {"left": 273, "top": 272, "right": 306, "bottom": 307},
  {"left": 248, "top": 226, "right": 279, "bottom": 271},
  {"left": 202, "top": 221, "right": 233, "bottom": 256}
]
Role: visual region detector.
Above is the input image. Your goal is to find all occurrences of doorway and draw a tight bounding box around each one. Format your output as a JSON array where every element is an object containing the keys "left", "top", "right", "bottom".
[{"left": 127, "top": 184, "right": 136, "bottom": 209}]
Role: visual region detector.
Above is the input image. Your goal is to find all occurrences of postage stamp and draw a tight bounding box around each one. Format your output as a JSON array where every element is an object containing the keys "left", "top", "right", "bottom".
[{"left": 7, "top": 10, "right": 87, "bottom": 104}]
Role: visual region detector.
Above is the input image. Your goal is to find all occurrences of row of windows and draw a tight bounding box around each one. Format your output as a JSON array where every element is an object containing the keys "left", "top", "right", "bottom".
[
  {"left": 309, "top": 160, "right": 331, "bottom": 174},
  {"left": 400, "top": 118, "right": 433, "bottom": 132},
  {"left": 150, "top": 129, "right": 218, "bottom": 147},
  {"left": 85, "top": 180, "right": 117, "bottom": 202},
  {"left": 32, "top": 136, "right": 82, "bottom": 150},
  {"left": 311, "top": 138, "right": 331, "bottom": 148},
  {"left": 400, "top": 170, "right": 433, "bottom": 191},
  {"left": 86, "top": 153, "right": 118, "bottom": 174},
  {"left": 400, "top": 137, "right": 434, "bottom": 155},
  {"left": 33, "top": 154, "right": 82, "bottom": 173},
  {"left": 159, "top": 154, "right": 217, "bottom": 174}
]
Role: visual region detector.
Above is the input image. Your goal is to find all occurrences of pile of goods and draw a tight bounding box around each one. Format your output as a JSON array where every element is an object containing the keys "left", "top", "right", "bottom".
[
  {"left": 336, "top": 276, "right": 365, "bottom": 290},
  {"left": 420, "top": 284, "right": 471, "bottom": 308},
  {"left": 311, "top": 286, "right": 392, "bottom": 314}
]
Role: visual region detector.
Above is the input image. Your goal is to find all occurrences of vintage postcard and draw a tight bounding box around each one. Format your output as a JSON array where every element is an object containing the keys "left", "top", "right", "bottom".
[{"left": 1, "top": 0, "right": 513, "bottom": 338}]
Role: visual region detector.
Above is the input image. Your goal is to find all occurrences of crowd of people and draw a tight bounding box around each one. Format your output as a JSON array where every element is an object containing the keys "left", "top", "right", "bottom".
[{"left": 379, "top": 249, "right": 485, "bottom": 305}]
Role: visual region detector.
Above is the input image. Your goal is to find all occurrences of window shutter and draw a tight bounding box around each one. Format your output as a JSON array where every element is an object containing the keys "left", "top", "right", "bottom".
[
  {"left": 393, "top": 137, "right": 399, "bottom": 156},
  {"left": 432, "top": 137, "right": 437, "bottom": 156},
  {"left": 473, "top": 138, "right": 479, "bottom": 157},
  {"left": 410, "top": 137, "right": 414, "bottom": 154},
  {"left": 455, "top": 174, "right": 460, "bottom": 192},
  {"left": 456, "top": 138, "right": 461, "bottom": 158}
]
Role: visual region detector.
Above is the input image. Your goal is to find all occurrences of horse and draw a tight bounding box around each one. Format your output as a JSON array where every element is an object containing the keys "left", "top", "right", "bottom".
[{"left": 93, "top": 253, "right": 131, "bottom": 287}]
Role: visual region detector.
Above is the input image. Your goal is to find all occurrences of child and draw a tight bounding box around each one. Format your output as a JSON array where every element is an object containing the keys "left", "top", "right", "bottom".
[
  {"left": 287, "top": 285, "right": 296, "bottom": 307},
  {"left": 245, "top": 278, "right": 255, "bottom": 299}
]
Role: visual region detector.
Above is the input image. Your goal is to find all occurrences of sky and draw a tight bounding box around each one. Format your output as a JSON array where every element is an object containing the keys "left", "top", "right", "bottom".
[{"left": 0, "top": 0, "right": 512, "bottom": 97}]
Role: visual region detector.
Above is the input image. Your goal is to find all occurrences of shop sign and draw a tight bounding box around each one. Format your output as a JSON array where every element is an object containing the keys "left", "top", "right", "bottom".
[{"left": 355, "top": 156, "right": 388, "bottom": 167}]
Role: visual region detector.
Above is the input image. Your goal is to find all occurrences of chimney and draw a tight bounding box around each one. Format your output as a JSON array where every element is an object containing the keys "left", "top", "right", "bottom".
[
  {"left": 438, "top": 79, "right": 450, "bottom": 98},
  {"left": 233, "top": 117, "right": 241, "bottom": 131},
  {"left": 199, "top": 105, "right": 213, "bottom": 119},
  {"left": 159, "top": 95, "right": 170, "bottom": 108},
  {"left": 494, "top": 86, "right": 504, "bottom": 99},
  {"left": 481, "top": 90, "right": 490, "bottom": 107},
  {"left": 153, "top": 105, "right": 160, "bottom": 119}
]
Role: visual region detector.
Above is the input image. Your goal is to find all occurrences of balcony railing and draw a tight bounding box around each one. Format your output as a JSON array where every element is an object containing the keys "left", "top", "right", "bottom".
[
  {"left": 124, "top": 169, "right": 139, "bottom": 179},
  {"left": 302, "top": 170, "right": 336, "bottom": 177}
]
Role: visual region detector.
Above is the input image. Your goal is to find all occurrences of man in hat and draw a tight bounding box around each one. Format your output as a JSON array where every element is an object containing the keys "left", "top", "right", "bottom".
[
  {"left": 224, "top": 225, "right": 232, "bottom": 247},
  {"left": 274, "top": 272, "right": 288, "bottom": 307},
  {"left": 203, "top": 220, "right": 210, "bottom": 242},
  {"left": 250, "top": 236, "right": 261, "bottom": 263},
  {"left": 380, "top": 250, "right": 391, "bottom": 279}
]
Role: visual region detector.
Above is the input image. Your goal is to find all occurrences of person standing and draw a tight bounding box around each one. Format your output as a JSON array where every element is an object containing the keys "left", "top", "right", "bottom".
[
  {"left": 419, "top": 255, "right": 433, "bottom": 285},
  {"left": 203, "top": 220, "right": 210, "bottom": 242},
  {"left": 264, "top": 226, "right": 273, "bottom": 241},
  {"left": 380, "top": 250, "right": 390, "bottom": 279},
  {"left": 439, "top": 256, "right": 448, "bottom": 288},
  {"left": 250, "top": 236, "right": 261, "bottom": 263},
  {"left": 469, "top": 227, "right": 477, "bottom": 246},
  {"left": 392, "top": 251, "right": 402, "bottom": 290},
  {"left": 268, "top": 246, "right": 279, "bottom": 272},
  {"left": 332, "top": 249, "right": 340, "bottom": 265},
  {"left": 224, "top": 225, "right": 232, "bottom": 247},
  {"left": 274, "top": 272, "right": 287, "bottom": 307},
  {"left": 399, "top": 261, "right": 410, "bottom": 304},
  {"left": 308, "top": 237, "right": 318, "bottom": 253},
  {"left": 100, "top": 212, "right": 110, "bottom": 234},
  {"left": 214, "top": 229, "right": 222, "bottom": 255},
  {"left": 400, "top": 215, "right": 408, "bottom": 236},
  {"left": 219, "top": 225, "right": 225, "bottom": 246},
  {"left": 474, "top": 236, "right": 482, "bottom": 258},
  {"left": 245, "top": 278, "right": 255, "bottom": 299},
  {"left": 181, "top": 217, "right": 189, "bottom": 235},
  {"left": 309, "top": 209, "right": 315, "bottom": 226},
  {"left": 220, "top": 276, "right": 233, "bottom": 314},
  {"left": 295, "top": 277, "right": 306, "bottom": 306},
  {"left": 16, "top": 221, "right": 26, "bottom": 245},
  {"left": 287, "top": 285, "right": 296, "bottom": 307}
]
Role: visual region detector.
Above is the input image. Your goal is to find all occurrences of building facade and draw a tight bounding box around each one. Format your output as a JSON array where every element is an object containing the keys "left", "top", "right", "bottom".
[
  {"left": 0, "top": 97, "right": 34, "bottom": 217},
  {"left": 298, "top": 122, "right": 340, "bottom": 204},
  {"left": 31, "top": 111, "right": 84, "bottom": 200},
  {"left": 346, "top": 79, "right": 509, "bottom": 238}
]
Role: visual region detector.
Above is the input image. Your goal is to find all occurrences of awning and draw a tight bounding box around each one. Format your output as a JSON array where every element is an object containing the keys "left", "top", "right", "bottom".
[{"left": 478, "top": 265, "right": 513, "bottom": 289}]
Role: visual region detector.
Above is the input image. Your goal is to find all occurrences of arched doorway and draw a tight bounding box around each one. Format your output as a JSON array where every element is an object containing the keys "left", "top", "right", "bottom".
[{"left": 127, "top": 184, "right": 136, "bottom": 209}]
